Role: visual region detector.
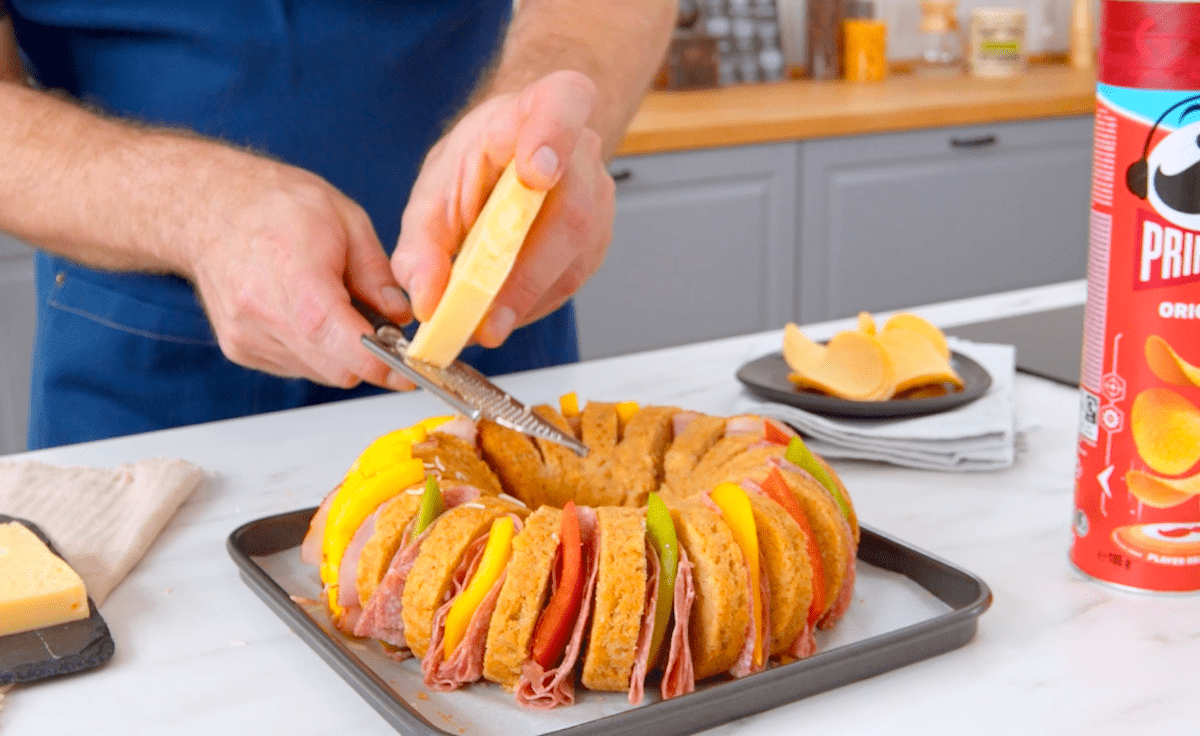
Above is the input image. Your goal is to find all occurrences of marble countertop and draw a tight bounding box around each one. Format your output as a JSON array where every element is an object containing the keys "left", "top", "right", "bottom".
[{"left": 3, "top": 280, "right": 1197, "bottom": 735}]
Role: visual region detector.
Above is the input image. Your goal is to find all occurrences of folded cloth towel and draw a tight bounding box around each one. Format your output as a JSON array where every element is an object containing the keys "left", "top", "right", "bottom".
[
  {"left": 751, "top": 339, "right": 1017, "bottom": 472},
  {"left": 0, "top": 457, "right": 205, "bottom": 606}
]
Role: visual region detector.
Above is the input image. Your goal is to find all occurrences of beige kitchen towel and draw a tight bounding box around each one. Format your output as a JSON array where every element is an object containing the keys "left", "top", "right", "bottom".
[{"left": 0, "top": 457, "right": 205, "bottom": 606}]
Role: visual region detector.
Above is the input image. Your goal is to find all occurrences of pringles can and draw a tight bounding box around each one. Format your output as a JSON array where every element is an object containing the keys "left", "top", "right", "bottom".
[{"left": 1070, "top": 0, "right": 1200, "bottom": 592}]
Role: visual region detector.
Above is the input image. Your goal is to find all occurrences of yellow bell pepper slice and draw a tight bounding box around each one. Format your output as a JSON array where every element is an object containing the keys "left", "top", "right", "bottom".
[
  {"left": 559, "top": 391, "right": 580, "bottom": 418},
  {"left": 710, "top": 482, "right": 764, "bottom": 668},
  {"left": 346, "top": 426, "right": 425, "bottom": 479},
  {"left": 615, "top": 401, "right": 639, "bottom": 429},
  {"left": 443, "top": 516, "right": 516, "bottom": 657},
  {"left": 321, "top": 457, "right": 426, "bottom": 618}
]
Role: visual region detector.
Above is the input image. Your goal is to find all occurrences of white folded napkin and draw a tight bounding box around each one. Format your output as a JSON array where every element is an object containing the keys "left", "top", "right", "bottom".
[
  {"left": 0, "top": 457, "right": 206, "bottom": 606},
  {"left": 751, "top": 339, "right": 1017, "bottom": 472}
]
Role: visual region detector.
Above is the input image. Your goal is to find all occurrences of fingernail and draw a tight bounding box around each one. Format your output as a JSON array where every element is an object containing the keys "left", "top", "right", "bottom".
[
  {"left": 484, "top": 306, "right": 517, "bottom": 346},
  {"left": 531, "top": 146, "right": 559, "bottom": 186},
  {"left": 381, "top": 286, "right": 411, "bottom": 320},
  {"left": 386, "top": 370, "right": 416, "bottom": 392}
]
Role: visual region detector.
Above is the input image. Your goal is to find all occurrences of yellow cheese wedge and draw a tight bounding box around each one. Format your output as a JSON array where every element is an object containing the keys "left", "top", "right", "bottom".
[
  {"left": 407, "top": 161, "right": 549, "bottom": 367},
  {"left": 0, "top": 522, "right": 89, "bottom": 636},
  {"left": 710, "top": 482, "right": 764, "bottom": 668}
]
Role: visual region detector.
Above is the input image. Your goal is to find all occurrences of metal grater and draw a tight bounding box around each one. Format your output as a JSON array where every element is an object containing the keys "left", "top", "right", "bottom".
[{"left": 352, "top": 298, "right": 588, "bottom": 456}]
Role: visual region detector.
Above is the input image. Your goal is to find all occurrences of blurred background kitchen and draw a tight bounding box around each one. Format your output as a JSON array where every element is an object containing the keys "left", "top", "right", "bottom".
[{"left": 0, "top": 0, "right": 1100, "bottom": 454}]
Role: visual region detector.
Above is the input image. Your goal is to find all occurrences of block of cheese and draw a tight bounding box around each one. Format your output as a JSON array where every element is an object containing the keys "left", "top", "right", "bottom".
[
  {"left": 406, "top": 160, "right": 548, "bottom": 368},
  {"left": 0, "top": 521, "right": 89, "bottom": 637}
]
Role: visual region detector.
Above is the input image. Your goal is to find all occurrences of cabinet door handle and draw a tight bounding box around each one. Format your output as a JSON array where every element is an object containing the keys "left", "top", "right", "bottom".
[
  {"left": 949, "top": 134, "right": 998, "bottom": 150},
  {"left": 609, "top": 168, "right": 633, "bottom": 182}
]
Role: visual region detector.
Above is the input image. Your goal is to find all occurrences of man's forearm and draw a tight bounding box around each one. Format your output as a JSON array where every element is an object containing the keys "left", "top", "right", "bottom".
[
  {"left": 486, "top": 0, "right": 676, "bottom": 158},
  {"left": 0, "top": 80, "right": 243, "bottom": 274}
]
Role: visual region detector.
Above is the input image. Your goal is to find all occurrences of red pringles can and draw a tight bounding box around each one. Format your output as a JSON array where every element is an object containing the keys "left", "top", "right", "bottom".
[{"left": 1070, "top": 0, "right": 1200, "bottom": 592}]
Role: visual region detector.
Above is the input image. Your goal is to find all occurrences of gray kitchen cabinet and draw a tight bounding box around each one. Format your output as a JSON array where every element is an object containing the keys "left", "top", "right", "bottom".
[
  {"left": 574, "top": 142, "right": 797, "bottom": 359},
  {"left": 796, "top": 116, "right": 1093, "bottom": 322},
  {"left": 0, "top": 233, "right": 35, "bottom": 456}
]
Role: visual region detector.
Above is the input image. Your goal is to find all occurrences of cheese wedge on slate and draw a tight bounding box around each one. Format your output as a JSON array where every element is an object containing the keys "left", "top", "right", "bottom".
[
  {"left": 406, "top": 161, "right": 548, "bottom": 368},
  {"left": 0, "top": 521, "right": 89, "bottom": 636}
]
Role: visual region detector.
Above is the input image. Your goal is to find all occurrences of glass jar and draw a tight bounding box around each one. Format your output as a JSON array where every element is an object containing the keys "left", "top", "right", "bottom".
[{"left": 914, "top": 0, "right": 964, "bottom": 76}]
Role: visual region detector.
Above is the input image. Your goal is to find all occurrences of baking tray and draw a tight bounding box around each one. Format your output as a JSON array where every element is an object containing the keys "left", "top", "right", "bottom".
[{"left": 228, "top": 508, "right": 992, "bottom": 736}]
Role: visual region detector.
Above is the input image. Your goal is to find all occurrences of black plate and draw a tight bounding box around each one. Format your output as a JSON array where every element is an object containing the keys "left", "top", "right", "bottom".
[
  {"left": 228, "top": 508, "right": 992, "bottom": 736},
  {"left": 0, "top": 515, "right": 115, "bottom": 686},
  {"left": 736, "top": 350, "right": 992, "bottom": 419}
]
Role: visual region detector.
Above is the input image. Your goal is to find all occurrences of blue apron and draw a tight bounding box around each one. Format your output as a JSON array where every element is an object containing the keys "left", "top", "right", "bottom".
[{"left": 10, "top": 0, "right": 580, "bottom": 450}]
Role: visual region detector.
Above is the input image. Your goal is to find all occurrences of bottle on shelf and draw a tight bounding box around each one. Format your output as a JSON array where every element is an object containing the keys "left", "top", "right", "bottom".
[
  {"left": 914, "top": 0, "right": 964, "bottom": 77},
  {"left": 842, "top": 0, "right": 887, "bottom": 82}
]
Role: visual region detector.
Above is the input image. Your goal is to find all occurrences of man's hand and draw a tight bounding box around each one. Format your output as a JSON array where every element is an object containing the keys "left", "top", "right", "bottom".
[
  {"left": 183, "top": 149, "right": 416, "bottom": 390},
  {"left": 392, "top": 70, "right": 616, "bottom": 348}
]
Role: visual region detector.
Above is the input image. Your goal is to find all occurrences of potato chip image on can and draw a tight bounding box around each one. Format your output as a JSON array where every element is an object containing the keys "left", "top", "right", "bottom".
[
  {"left": 1125, "top": 468, "right": 1200, "bottom": 509},
  {"left": 1130, "top": 388, "right": 1200, "bottom": 476},
  {"left": 1145, "top": 336, "right": 1200, "bottom": 389}
]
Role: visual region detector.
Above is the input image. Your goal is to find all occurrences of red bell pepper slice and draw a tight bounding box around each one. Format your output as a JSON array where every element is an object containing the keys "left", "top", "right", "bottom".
[
  {"left": 763, "top": 419, "right": 792, "bottom": 446},
  {"left": 530, "top": 501, "right": 584, "bottom": 668},
  {"left": 760, "top": 468, "right": 826, "bottom": 626}
]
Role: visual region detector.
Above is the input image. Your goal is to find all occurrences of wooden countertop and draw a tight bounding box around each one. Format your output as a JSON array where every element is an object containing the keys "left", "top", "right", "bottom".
[{"left": 616, "top": 64, "right": 1097, "bottom": 156}]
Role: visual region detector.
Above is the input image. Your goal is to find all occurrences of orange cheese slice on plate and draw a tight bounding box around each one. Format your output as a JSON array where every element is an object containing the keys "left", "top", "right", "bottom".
[
  {"left": 785, "top": 329, "right": 896, "bottom": 401},
  {"left": 877, "top": 327, "right": 963, "bottom": 395},
  {"left": 881, "top": 312, "right": 950, "bottom": 360}
]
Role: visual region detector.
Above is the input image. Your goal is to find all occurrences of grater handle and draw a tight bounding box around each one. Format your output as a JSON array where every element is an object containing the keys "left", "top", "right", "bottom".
[{"left": 350, "top": 296, "right": 398, "bottom": 333}]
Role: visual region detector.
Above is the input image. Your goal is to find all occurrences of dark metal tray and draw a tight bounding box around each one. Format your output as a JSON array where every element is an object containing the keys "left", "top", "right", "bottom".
[{"left": 228, "top": 508, "right": 992, "bottom": 736}]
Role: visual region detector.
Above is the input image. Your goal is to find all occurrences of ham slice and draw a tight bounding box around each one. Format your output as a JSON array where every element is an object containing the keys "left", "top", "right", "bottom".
[
  {"left": 337, "top": 509, "right": 379, "bottom": 608},
  {"left": 300, "top": 487, "right": 339, "bottom": 565},
  {"left": 350, "top": 484, "right": 485, "bottom": 650},
  {"left": 662, "top": 547, "right": 700, "bottom": 696},
  {"left": 421, "top": 516, "right": 525, "bottom": 692},
  {"left": 724, "top": 415, "right": 765, "bottom": 436},
  {"left": 627, "top": 540, "right": 661, "bottom": 705},
  {"left": 353, "top": 524, "right": 430, "bottom": 655},
  {"left": 661, "top": 547, "right": 695, "bottom": 700},
  {"left": 515, "top": 507, "right": 600, "bottom": 710},
  {"left": 728, "top": 548, "right": 771, "bottom": 678},
  {"left": 672, "top": 411, "right": 703, "bottom": 437},
  {"left": 436, "top": 417, "right": 478, "bottom": 445},
  {"left": 786, "top": 621, "right": 817, "bottom": 660}
]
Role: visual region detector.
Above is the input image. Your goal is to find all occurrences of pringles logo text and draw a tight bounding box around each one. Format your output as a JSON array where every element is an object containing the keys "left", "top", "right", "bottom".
[{"left": 1137, "top": 209, "right": 1200, "bottom": 289}]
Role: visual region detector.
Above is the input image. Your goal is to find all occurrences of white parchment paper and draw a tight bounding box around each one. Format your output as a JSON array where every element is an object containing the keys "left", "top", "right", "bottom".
[{"left": 255, "top": 546, "right": 953, "bottom": 736}]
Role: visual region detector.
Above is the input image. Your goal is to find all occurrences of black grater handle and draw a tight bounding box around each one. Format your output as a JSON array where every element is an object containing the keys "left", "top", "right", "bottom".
[{"left": 350, "top": 296, "right": 398, "bottom": 333}]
